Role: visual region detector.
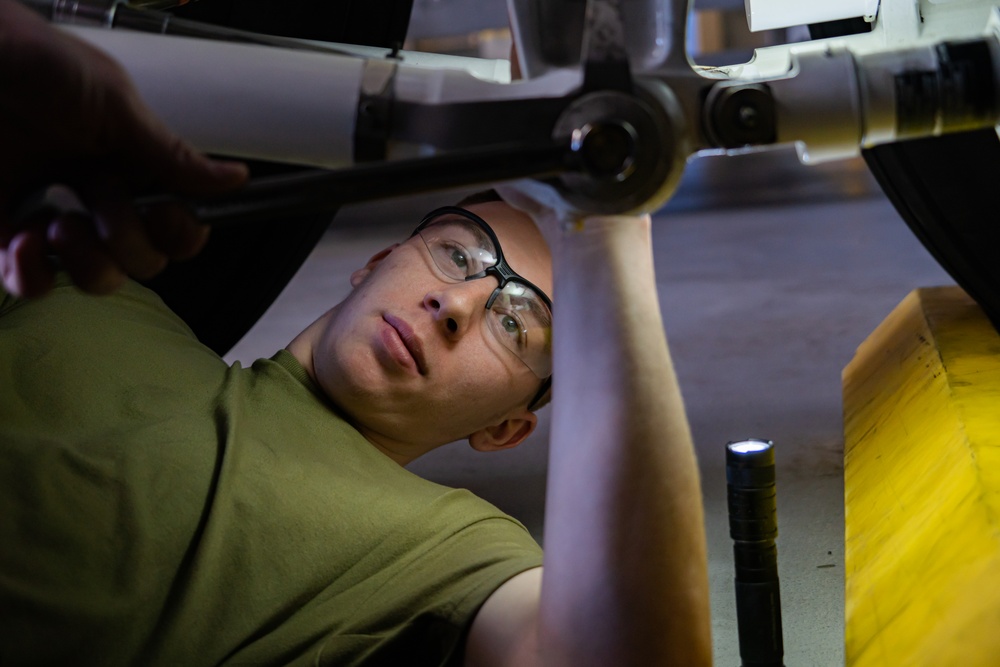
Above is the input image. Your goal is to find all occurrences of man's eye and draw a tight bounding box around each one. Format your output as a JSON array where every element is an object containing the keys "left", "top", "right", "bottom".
[
  {"left": 435, "top": 240, "right": 481, "bottom": 277},
  {"left": 448, "top": 248, "right": 469, "bottom": 270},
  {"left": 496, "top": 312, "right": 527, "bottom": 348}
]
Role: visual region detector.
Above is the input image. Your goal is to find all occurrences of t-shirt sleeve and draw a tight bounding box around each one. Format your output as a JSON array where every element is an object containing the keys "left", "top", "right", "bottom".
[{"left": 312, "top": 502, "right": 543, "bottom": 667}]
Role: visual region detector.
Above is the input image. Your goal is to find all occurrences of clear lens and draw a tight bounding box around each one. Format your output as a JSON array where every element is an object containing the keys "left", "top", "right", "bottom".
[
  {"left": 417, "top": 215, "right": 552, "bottom": 378},
  {"left": 419, "top": 218, "right": 496, "bottom": 279},
  {"left": 487, "top": 282, "right": 552, "bottom": 377}
]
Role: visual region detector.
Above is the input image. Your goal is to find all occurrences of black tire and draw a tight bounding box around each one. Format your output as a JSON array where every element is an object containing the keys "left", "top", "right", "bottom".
[
  {"left": 862, "top": 130, "right": 1000, "bottom": 331},
  {"left": 809, "top": 22, "right": 1000, "bottom": 331}
]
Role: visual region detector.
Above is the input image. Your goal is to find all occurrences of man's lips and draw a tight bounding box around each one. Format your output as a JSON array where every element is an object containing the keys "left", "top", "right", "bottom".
[{"left": 382, "top": 314, "right": 427, "bottom": 375}]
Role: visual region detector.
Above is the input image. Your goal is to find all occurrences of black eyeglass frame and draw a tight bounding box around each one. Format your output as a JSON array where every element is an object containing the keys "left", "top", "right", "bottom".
[{"left": 411, "top": 206, "right": 553, "bottom": 410}]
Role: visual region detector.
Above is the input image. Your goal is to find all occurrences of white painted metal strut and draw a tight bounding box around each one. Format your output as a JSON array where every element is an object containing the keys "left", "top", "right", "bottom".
[{"left": 51, "top": 0, "right": 1000, "bottom": 215}]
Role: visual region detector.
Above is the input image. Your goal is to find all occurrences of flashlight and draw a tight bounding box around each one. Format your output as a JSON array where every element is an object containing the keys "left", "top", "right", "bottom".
[{"left": 726, "top": 438, "right": 784, "bottom": 667}]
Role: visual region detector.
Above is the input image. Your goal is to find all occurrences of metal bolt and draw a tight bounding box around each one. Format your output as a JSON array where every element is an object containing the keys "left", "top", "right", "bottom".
[
  {"left": 575, "top": 121, "right": 637, "bottom": 181},
  {"left": 738, "top": 105, "right": 759, "bottom": 128}
]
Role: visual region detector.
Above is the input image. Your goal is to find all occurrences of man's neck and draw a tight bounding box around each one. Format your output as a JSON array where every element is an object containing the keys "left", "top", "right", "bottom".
[
  {"left": 284, "top": 309, "right": 328, "bottom": 383},
  {"left": 285, "top": 310, "right": 433, "bottom": 468},
  {"left": 352, "top": 427, "right": 422, "bottom": 467}
]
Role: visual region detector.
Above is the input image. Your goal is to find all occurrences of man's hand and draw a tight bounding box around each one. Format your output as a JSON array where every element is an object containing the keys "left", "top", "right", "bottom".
[{"left": 0, "top": 0, "right": 248, "bottom": 297}]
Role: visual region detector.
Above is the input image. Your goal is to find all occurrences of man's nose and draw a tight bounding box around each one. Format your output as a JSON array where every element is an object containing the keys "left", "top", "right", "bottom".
[{"left": 423, "top": 281, "right": 492, "bottom": 339}]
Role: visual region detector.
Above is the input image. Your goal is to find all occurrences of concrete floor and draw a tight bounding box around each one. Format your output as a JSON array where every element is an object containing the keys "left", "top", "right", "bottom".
[{"left": 224, "top": 149, "right": 953, "bottom": 666}]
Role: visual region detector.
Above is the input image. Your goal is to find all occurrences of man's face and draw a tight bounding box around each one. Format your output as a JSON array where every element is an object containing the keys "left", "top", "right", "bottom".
[{"left": 311, "top": 201, "right": 553, "bottom": 451}]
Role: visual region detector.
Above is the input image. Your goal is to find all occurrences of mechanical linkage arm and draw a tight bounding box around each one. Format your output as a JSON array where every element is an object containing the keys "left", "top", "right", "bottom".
[{"left": 17, "top": 0, "right": 1000, "bottom": 221}]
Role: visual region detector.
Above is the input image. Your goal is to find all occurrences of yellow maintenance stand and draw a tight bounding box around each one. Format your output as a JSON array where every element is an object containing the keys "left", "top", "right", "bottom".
[{"left": 843, "top": 286, "right": 1000, "bottom": 666}]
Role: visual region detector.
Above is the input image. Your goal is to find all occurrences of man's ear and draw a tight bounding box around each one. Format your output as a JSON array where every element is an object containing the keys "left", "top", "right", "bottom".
[
  {"left": 468, "top": 412, "right": 538, "bottom": 453},
  {"left": 350, "top": 244, "right": 399, "bottom": 287}
]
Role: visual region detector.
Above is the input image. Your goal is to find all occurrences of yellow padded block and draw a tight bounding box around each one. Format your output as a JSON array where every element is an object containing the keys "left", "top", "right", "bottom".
[{"left": 843, "top": 286, "right": 1000, "bottom": 667}]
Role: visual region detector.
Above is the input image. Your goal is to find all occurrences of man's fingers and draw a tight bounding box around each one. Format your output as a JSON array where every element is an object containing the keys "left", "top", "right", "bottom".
[
  {"left": 0, "top": 230, "right": 56, "bottom": 298},
  {"left": 142, "top": 202, "right": 211, "bottom": 261},
  {"left": 87, "top": 178, "right": 168, "bottom": 281},
  {"left": 2, "top": 182, "right": 211, "bottom": 297},
  {"left": 113, "top": 94, "right": 249, "bottom": 197},
  {"left": 48, "top": 215, "right": 125, "bottom": 294},
  {"left": 147, "top": 131, "right": 249, "bottom": 195},
  {"left": 164, "top": 141, "right": 249, "bottom": 196}
]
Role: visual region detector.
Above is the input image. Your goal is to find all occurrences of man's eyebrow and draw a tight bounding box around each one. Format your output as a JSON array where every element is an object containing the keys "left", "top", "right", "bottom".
[
  {"left": 506, "top": 286, "right": 552, "bottom": 323},
  {"left": 527, "top": 295, "right": 552, "bottom": 323},
  {"left": 433, "top": 217, "right": 491, "bottom": 246}
]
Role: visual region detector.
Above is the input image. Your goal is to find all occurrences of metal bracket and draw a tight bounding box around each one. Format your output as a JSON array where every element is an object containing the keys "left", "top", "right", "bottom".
[
  {"left": 354, "top": 57, "right": 400, "bottom": 162},
  {"left": 581, "top": 0, "right": 633, "bottom": 93}
]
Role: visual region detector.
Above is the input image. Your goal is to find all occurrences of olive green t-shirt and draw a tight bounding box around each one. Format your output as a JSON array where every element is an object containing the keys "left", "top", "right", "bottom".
[{"left": 0, "top": 278, "right": 542, "bottom": 666}]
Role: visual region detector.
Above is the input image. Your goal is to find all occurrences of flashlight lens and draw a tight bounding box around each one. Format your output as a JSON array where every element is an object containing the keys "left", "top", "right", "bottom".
[{"left": 728, "top": 439, "right": 772, "bottom": 454}]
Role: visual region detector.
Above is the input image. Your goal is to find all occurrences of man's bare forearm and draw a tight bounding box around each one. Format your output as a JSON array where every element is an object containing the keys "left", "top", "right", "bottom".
[{"left": 539, "top": 215, "right": 712, "bottom": 666}]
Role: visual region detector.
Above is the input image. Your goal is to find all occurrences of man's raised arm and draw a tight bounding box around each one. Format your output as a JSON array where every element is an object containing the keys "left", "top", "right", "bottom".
[{"left": 466, "top": 211, "right": 712, "bottom": 666}]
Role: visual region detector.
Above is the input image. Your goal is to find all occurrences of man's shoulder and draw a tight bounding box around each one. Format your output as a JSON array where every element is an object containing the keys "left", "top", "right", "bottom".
[
  {"left": 407, "top": 486, "right": 542, "bottom": 559},
  {"left": 1, "top": 275, "right": 187, "bottom": 330}
]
